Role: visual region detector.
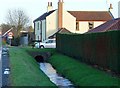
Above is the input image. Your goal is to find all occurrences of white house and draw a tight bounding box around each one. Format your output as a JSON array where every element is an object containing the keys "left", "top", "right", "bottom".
[
  {"left": 33, "top": 0, "right": 113, "bottom": 41},
  {"left": 34, "top": 1, "right": 76, "bottom": 41}
]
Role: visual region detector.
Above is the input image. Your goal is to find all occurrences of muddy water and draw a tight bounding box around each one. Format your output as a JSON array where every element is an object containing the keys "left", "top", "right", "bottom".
[{"left": 40, "top": 63, "right": 74, "bottom": 87}]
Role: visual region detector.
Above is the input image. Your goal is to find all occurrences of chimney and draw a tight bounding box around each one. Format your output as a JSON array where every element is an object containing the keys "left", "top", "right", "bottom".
[
  {"left": 47, "top": 2, "right": 53, "bottom": 12},
  {"left": 58, "top": 0, "right": 64, "bottom": 29},
  {"left": 109, "top": 3, "right": 113, "bottom": 12}
]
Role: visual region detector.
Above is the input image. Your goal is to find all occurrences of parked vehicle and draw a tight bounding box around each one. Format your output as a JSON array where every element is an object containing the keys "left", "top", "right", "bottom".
[
  {"left": 34, "top": 42, "right": 40, "bottom": 48},
  {"left": 35, "top": 39, "right": 56, "bottom": 48}
]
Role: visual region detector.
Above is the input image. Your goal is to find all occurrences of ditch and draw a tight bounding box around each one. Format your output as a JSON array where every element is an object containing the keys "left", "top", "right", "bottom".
[{"left": 35, "top": 55, "right": 74, "bottom": 87}]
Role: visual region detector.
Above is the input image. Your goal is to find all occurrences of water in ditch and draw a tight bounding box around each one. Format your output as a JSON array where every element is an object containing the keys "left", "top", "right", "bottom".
[{"left": 40, "top": 63, "right": 74, "bottom": 88}]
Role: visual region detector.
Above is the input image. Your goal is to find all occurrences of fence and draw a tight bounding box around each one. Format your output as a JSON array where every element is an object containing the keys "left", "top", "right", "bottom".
[{"left": 56, "top": 30, "right": 120, "bottom": 73}]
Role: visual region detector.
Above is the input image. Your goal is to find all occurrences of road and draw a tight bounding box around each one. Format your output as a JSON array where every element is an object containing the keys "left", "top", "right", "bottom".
[
  {"left": 0, "top": 47, "right": 2, "bottom": 88},
  {"left": 2, "top": 46, "right": 10, "bottom": 87},
  {"left": 0, "top": 34, "right": 2, "bottom": 88}
]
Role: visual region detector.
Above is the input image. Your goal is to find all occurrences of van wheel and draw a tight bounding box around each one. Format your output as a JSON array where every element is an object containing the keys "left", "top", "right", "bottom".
[{"left": 40, "top": 46, "right": 44, "bottom": 48}]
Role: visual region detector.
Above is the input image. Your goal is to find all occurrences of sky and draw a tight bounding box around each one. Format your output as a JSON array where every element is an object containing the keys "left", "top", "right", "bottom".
[{"left": 0, "top": 0, "right": 119, "bottom": 26}]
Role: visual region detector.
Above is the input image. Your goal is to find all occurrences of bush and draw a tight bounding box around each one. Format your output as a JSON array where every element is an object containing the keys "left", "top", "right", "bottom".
[{"left": 11, "top": 37, "right": 20, "bottom": 46}]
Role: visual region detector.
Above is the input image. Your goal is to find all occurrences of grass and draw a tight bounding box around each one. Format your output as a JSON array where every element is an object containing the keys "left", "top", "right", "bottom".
[
  {"left": 25, "top": 47, "right": 56, "bottom": 54},
  {"left": 9, "top": 47, "right": 56, "bottom": 86},
  {"left": 10, "top": 47, "right": 120, "bottom": 87},
  {"left": 48, "top": 52, "right": 120, "bottom": 87}
]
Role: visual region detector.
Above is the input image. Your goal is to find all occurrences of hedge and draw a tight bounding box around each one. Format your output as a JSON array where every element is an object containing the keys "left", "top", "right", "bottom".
[{"left": 56, "top": 30, "right": 120, "bottom": 73}]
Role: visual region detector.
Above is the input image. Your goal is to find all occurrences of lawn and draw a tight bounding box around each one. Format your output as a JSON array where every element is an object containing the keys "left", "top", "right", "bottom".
[{"left": 9, "top": 47, "right": 56, "bottom": 86}]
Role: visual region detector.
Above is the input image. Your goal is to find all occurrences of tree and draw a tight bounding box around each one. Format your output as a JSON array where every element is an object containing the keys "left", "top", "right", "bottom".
[{"left": 6, "top": 9, "right": 30, "bottom": 36}]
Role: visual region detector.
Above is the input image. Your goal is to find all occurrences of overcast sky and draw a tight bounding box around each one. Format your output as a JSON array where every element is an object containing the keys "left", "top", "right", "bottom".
[{"left": 0, "top": 0, "right": 119, "bottom": 26}]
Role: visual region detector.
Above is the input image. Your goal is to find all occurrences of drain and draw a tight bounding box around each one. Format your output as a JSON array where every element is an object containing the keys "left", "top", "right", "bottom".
[{"left": 35, "top": 55, "right": 44, "bottom": 62}]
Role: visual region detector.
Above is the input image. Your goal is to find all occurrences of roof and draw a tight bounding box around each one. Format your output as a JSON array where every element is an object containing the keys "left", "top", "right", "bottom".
[
  {"left": 57, "top": 28, "right": 72, "bottom": 33},
  {"left": 68, "top": 11, "right": 113, "bottom": 21},
  {"left": 87, "top": 18, "right": 120, "bottom": 33},
  {"left": 48, "top": 28, "right": 71, "bottom": 38},
  {"left": 33, "top": 10, "right": 56, "bottom": 22}
]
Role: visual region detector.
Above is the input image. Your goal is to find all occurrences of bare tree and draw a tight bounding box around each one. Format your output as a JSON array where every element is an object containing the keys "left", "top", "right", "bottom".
[{"left": 6, "top": 9, "right": 30, "bottom": 36}]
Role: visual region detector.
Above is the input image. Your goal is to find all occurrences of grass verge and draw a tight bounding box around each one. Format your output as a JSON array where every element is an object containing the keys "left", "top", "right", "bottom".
[
  {"left": 9, "top": 47, "right": 56, "bottom": 86},
  {"left": 24, "top": 48, "right": 120, "bottom": 87},
  {"left": 48, "top": 52, "right": 120, "bottom": 87}
]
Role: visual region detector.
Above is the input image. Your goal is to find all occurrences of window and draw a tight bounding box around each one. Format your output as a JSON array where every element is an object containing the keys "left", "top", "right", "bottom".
[
  {"left": 37, "top": 22, "right": 39, "bottom": 30},
  {"left": 89, "top": 22, "right": 94, "bottom": 29},
  {"left": 40, "top": 22, "right": 42, "bottom": 35},
  {"left": 41, "top": 22, "right": 42, "bottom": 30},
  {"left": 76, "top": 22, "right": 79, "bottom": 31},
  {"left": 46, "top": 40, "right": 53, "bottom": 43},
  {"left": 38, "top": 36, "right": 39, "bottom": 40}
]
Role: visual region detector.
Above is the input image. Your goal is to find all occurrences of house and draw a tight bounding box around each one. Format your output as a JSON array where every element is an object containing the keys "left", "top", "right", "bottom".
[
  {"left": 68, "top": 11, "right": 113, "bottom": 34},
  {"left": 87, "top": 18, "right": 120, "bottom": 33},
  {"left": 33, "top": 0, "right": 76, "bottom": 42},
  {"left": 33, "top": 0, "right": 113, "bottom": 42},
  {"left": 1, "top": 25, "right": 34, "bottom": 46}
]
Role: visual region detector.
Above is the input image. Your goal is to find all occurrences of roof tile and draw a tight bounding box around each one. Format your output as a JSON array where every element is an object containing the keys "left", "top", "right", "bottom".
[
  {"left": 33, "top": 10, "right": 56, "bottom": 22},
  {"left": 68, "top": 11, "right": 113, "bottom": 21}
]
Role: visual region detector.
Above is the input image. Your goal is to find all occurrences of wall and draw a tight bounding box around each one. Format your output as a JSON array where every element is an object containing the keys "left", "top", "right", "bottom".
[
  {"left": 46, "top": 10, "right": 76, "bottom": 38},
  {"left": 75, "top": 21, "right": 105, "bottom": 34},
  {"left": 76, "top": 21, "right": 89, "bottom": 34},
  {"left": 35, "top": 21, "right": 41, "bottom": 41},
  {"left": 42, "top": 20, "right": 46, "bottom": 41},
  {"left": 35, "top": 20, "right": 46, "bottom": 42},
  {"left": 46, "top": 11, "right": 58, "bottom": 39},
  {"left": 94, "top": 21, "right": 105, "bottom": 28},
  {"left": 63, "top": 10, "right": 76, "bottom": 33}
]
